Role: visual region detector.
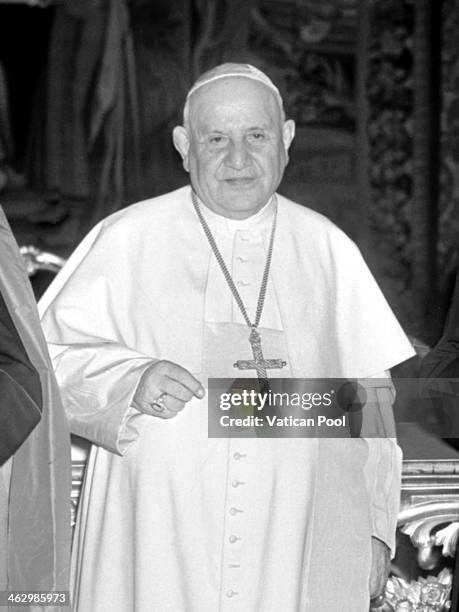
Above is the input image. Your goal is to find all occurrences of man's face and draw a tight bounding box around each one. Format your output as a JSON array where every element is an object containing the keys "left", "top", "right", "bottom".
[{"left": 173, "top": 78, "right": 295, "bottom": 219}]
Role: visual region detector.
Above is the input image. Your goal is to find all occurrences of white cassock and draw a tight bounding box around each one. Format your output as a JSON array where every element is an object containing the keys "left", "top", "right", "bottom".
[{"left": 39, "top": 186, "right": 415, "bottom": 612}]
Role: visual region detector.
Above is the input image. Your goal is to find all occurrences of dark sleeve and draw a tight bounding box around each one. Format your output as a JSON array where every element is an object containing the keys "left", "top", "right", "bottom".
[
  {"left": 420, "top": 270, "right": 459, "bottom": 379},
  {"left": 0, "top": 287, "right": 42, "bottom": 465}
]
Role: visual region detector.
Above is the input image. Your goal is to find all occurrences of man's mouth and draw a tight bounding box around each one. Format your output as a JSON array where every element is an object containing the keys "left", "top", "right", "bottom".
[{"left": 223, "top": 177, "right": 257, "bottom": 186}]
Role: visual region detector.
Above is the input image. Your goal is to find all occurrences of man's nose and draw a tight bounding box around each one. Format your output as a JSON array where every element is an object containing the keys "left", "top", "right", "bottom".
[{"left": 225, "top": 140, "right": 251, "bottom": 170}]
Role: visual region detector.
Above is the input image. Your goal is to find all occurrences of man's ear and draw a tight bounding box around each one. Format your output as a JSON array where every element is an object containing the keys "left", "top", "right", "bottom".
[
  {"left": 172, "top": 126, "right": 190, "bottom": 172},
  {"left": 282, "top": 119, "right": 295, "bottom": 158}
]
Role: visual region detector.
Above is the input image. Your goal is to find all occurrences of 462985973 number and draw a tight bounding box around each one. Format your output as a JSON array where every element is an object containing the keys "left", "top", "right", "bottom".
[{"left": 0, "top": 591, "right": 69, "bottom": 606}]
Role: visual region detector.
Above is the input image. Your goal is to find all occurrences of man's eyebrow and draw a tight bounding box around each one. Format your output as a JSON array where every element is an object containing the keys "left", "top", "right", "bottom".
[
  {"left": 203, "top": 125, "right": 273, "bottom": 133},
  {"left": 247, "top": 125, "right": 271, "bottom": 131},
  {"left": 194, "top": 122, "right": 274, "bottom": 137},
  {"left": 196, "top": 127, "right": 227, "bottom": 135}
]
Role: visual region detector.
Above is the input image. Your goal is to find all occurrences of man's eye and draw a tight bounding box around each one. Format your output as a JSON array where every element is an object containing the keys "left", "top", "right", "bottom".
[
  {"left": 209, "top": 135, "right": 226, "bottom": 145},
  {"left": 248, "top": 132, "right": 266, "bottom": 141}
]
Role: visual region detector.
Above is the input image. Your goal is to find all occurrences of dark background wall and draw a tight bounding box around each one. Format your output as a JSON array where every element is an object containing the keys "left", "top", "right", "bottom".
[{"left": 0, "top": 0, "right": 457, "bottom": 345}]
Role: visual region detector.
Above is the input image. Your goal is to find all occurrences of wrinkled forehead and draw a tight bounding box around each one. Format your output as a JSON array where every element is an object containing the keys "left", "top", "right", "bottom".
[
  {"left": 185, "top": 76, "right": 284, "bottom": 130},
  {"left": 186, "top": 63, "right": 283, "bottom": 106},
  {"left": 184, "top": 63, "right": 285, "bottom": 127}
]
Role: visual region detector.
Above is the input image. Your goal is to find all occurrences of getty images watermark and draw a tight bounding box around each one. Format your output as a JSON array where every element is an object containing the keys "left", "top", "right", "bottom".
[{"left": 207, "top": 377, "right": 459, "bottom": 438}]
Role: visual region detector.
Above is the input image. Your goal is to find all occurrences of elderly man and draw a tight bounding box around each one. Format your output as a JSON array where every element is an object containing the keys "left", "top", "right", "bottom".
[{"left": 40, "top": 64, "right": 414, "bottom": 611}]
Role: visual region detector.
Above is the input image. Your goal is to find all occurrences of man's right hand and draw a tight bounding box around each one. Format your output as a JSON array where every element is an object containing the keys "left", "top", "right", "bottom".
[{"left": 132, "top": 360, "right": 205, "bottom": 419}]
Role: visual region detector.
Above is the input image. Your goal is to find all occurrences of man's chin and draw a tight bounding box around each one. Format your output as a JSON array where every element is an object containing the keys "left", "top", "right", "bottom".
[
  {"left": 216, "top": 195, "right": 268, "bottom": 219},
  {"left": 219, "top": 181, "right": 266, "bottom": 202}
]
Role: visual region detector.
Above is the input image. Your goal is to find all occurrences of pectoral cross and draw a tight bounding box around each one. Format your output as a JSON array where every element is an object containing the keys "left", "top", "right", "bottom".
[{"left": 233, "top": 327, "right": 287, "bottom": 381}]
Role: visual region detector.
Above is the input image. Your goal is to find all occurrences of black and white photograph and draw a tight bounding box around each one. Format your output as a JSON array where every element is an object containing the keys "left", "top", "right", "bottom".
[{"left": 1, "top": 1, "right": 459, "bottom": 610}]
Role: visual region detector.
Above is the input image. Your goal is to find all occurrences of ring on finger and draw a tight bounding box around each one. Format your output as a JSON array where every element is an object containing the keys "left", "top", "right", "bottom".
[{"left": 151, "top": 392, "right": 168, "bottom": 413}]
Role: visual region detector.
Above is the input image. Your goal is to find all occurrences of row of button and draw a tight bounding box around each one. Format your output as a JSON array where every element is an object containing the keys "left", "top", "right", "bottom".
[
  {"left": 234, "top": 239, "right": 252, "bottom": 292},
  {"left": 223, "top": 449, "right": 247, "bottom": 602}
]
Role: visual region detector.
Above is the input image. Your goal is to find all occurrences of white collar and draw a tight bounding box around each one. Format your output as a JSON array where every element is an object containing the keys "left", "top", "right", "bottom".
[{"left": 195, "top": 194, "right": 276, "bottom": 235}]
